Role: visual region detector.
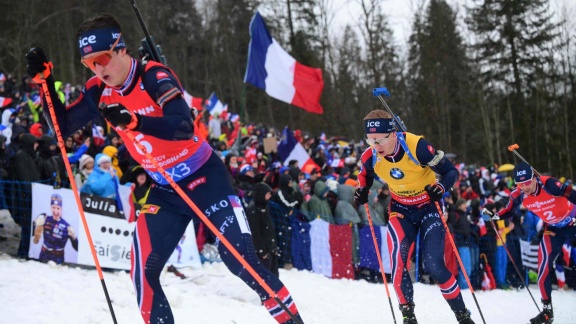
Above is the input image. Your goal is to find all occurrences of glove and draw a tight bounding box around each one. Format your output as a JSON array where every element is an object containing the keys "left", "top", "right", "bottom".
[
  {"left": 34, "top": 213, "right": 46, "bottom": 227},
  {"left": 354, "top": 187, "right": 369, "bottom": 205},
  {"left": 67, "top": 226, "right": 77, "bottom": 240},
  {"left": 101, "top": 103, "right": 141, "bottom": 129},
  {"left": 26, "top": 47, "right": 54, "bottom": 83},
  {"left": 481, "top": 208, "right": 500, "bottom": 221},
  {"left": 425, "top": 183, "right": 444, "bottom": 201}
]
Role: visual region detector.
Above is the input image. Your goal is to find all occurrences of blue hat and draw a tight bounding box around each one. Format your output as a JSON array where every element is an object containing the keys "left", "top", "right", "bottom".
[
  {"left": 513, "top": 162, "right": 533, "bottom": 183},
  {"left": 239, "top": 164, "right": 254, "bottom": 175},
  {"left": 280, "top": 166, "right": 290, "bottom": 174},
  {"left": 51, "top": 194, "right": 63, "bottom": 206}
]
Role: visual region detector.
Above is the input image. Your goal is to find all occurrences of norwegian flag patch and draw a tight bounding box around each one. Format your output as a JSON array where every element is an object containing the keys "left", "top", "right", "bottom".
[
  {"left": 156, "top": 71, "right": 170, "bottom": 80},
  {"left": 427, "top": 145, "right": 435, "bottom": 155}
]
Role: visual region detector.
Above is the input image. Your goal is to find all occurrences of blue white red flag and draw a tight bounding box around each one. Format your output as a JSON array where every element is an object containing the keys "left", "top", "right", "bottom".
[
  {"left": 92, "top": 124, "right": 105, "bottom": 147},
  {"left": 206, "top": 92, "right": 225, "bottom": 116},
  {"left": 357, "top": 225, "right": 391, "bottom": 273},
  {"left": 277, "top": 126, "right": 319, "bottom": 171},
  {"left": 244, "top": 12, "right": 324, "bottom": 114},
  {"left": 0, "top": 96, "right": 12, "bottom": 108},
  {"left": 291, "top": 218, "right": 354, "bottom": 279}
]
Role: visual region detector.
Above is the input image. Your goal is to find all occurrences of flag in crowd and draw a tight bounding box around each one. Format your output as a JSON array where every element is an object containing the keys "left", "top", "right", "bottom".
[
  {"left": 244, "top": 12, "right": 324, "bottom": 114},
  {"left": 92, "top": 124, "right": 106, "bottom": 147},
  {"left": 206, "top": 92, "right": 226, "bottom": 116},
  {"left": 357, "top": 225, "right": 391, "bottom": 273},
  {"left": 277, "top": 126, "right": 319, "bottom": 170},
  {"left": 0, "top": 96, "right": 12, "bottom": 108},
  {"left": 182, "top": 90, "right": 205, "bottom": 111},
  {"left": 291, "top": 218, "right": 354, "bottom": 279}
]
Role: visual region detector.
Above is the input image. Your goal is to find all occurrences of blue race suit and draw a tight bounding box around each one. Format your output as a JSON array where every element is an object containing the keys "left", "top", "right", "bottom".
[{"left": 39, "top": 216, "right": 77, "bottom": 264}]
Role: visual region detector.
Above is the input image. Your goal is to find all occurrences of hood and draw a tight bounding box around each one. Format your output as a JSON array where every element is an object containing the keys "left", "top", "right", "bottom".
[
  {"left": 2, "top": 109, "right": 13, "bottom": 127},
  {"left": 37, "top": 135, "right": 55, "bottom": 157},
  {"left": 30, "top": 123, "right": 43, "bottom": 137},
  {"left": 278, "top": 174, "right": 293, "bottom": 191},
  {"left": 19, "top": 133, "right": 38, "bottom": 156},
  {"left": 313, "top": 180, "right": 329, "bottom": 198},
  {"left": 253, "top": 182, "right": 272, "bottom": 207},
  {"left": 54, "top": 81, "right": 63, "bottom": 91},
  {"left": 337, "top": 183, "right": 354, "bottom": 203}
]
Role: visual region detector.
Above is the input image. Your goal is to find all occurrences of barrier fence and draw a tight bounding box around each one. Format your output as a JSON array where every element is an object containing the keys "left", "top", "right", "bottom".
[{"left": 2, "top": 180, "right": 574, "bottom": 289}]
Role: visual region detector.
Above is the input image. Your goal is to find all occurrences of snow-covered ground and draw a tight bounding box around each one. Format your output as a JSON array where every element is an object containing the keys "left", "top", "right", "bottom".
[{"left": 1, "top": 211, "right": 576, "bottom": 324}]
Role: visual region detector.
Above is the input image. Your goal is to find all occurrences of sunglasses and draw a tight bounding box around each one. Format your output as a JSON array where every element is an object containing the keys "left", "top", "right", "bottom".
[
  {"left": 81, "top": 34, "right": 122, "bottom": 70},
  {"left": 365, "top": 132, "right": 393, "bottom": 146}
]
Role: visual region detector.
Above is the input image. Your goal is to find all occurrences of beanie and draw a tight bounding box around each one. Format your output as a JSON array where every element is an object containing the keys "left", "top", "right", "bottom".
[{"left": 96, "top": 153, "right": 111, "bottom": 166}]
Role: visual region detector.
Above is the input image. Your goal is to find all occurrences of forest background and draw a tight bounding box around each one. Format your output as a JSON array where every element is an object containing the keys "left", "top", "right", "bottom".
[{"left": 1, "top": 0, "right": 575, "bottom": 178}]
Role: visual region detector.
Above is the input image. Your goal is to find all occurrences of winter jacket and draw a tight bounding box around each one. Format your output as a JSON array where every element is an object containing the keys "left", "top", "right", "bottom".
[
  {"left": 13, "top": 133, "right": 40, "bottom": 182},
  {"left": 247, "top": 183, "right": 277, "bottom": 257},
  {"left": 302, "top": 180, "right": 334, "bottom": 223},
  {"left": 357, "top": 181, "right": 386, "bottom": 226},
  {"left": 81, "top": 153, "right": 118, "bottom": 198},
  {"left": 334, "top": 184, "right": 361, "bottom": 224},
  {"left": 102, "top": 145, "right": 123, "bottom": 179},
  {"left": 35, "top": 135, "right": 61, "bottom": 184}
]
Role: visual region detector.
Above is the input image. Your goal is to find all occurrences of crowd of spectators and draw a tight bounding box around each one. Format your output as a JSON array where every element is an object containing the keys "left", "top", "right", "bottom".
[{"left": 1, "top": 71, "right": 575, "bottom": 290}]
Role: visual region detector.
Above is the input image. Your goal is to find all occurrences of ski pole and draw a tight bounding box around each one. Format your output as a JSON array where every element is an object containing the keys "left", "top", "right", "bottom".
[
  {"left": 372, "top": 87, "right": 406, "bottom": 132},
  {"left": 37, "top": 67, "right": 117, "bottom": 324},
  {"left": 485, "top": 215, "right": 540, "bottom": 312},
  {"left": 120, "top": 128, "right": 302, "bottom": 324},
  {"left": 507, "top": 144, "right": 541, "bottom": 176},
  {"left": 364, "top": 204, "right": 397, "bottom": 324},
  {"left": 434, "top": 201, "right": 486, "bottom": 324}
]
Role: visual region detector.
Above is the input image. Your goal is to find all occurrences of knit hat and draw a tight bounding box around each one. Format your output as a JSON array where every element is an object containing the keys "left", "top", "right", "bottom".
[
  {"left": 79, "top": 154, "right": 94, "bottom": 170},
  {"left": 239, "top": 164, "right": 254, "bottom": 175},
  {"left": 96, "top": 153, "right": 111, "bottom": 166}
]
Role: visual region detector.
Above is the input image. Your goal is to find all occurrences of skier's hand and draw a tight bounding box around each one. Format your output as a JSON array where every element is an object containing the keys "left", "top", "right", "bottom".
[
  {"left": 425, "top": 183, "right": 444, "bottom": 201},
  {"left": 34, "top": 213, "right": 46, "bottom": 227},
  {"left": 354, "top": 187, "right": 369, "bottom": 205},
  {"left": 26, "top": 48, "right": 53, "bottom": 83},
  {"left": 481, "top": 207, "right": 500, "bottom": 221},
  {"left": 101, "top": 103, "right": 140, "bottom": 130}
]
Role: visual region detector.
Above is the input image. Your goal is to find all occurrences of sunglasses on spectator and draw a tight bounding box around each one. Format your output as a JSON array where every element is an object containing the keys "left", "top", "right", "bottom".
[
  {"left": 365, "top": 132, "right": 393, "bottom": 146},
  {"left": 81, "top": 34, "right": 122, "bottom": 70}
]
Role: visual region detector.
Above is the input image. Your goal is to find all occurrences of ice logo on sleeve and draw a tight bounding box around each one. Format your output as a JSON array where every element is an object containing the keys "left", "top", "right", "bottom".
[{"left": 228, "top": 195, "right": 251, "bottom": 234}]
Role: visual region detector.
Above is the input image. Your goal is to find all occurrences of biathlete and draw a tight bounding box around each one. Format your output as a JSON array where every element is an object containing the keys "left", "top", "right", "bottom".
[
  {"left": 25, "top": 13, "right": 302, "bottom": 324},
  {"left": 483, "top": 162, "right": 576, "bottom": 324},
  {"left": 354, "top": 109, "right": 474, "bottom": 324}
]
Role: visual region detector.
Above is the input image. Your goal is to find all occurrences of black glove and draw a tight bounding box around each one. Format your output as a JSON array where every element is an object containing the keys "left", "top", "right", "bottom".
[
  {"left": 101, "top": 103, "right": 141, "bottom": 129},
  {"left": 354, "top": 187, "right": 369, "bottom": 205},
  {"left": 26, "top": 48, "right": 53, "bottom": 82},
  {"left": 425, "top": 183, "right": 444, "bottom": 201}
]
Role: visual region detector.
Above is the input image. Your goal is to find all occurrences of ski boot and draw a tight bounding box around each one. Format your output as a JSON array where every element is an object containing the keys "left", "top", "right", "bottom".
[
  {"left": 399, "top": 303, "right": 417, "bottom": 324},
  {"left": 454, "top": 309, "right": 475, "bottom": 324},
  {"left": 530, "top": 300, "right": 553, "bottom": 324}
]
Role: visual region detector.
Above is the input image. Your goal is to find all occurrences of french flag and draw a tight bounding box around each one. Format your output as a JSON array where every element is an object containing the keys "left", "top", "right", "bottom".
[
  {"left": 291, "top": 218, "right": 354, "bottom": 279},
  {"left": 0, "top": 96, "right": 12, "bottom": 108},
  {"left": 277, "top": 126, "right": 319, "bottom": 170},
  {"left": 206, "top": 92, "right": 225, "bottom": 116},
  {"left": 182, "top": 90, "right": 205, "bottom": 111},
  {"left": 244, "top": 12, "right": 324, "bottom": 114},
  {"left": 357, "top": 225, "right": 391, "bottom": 274},
  {"left": 92, "top": 124, "right": 106, "bottom": 147}
]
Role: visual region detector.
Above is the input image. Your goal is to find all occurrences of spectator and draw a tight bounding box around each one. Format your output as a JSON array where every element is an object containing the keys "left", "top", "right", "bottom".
[
  {"left": 494, "top": 219, "right": 514, "bottom": 289},
  {"left": 0, "top": 135, "right": 8, "bottom": 210},
  {"left": 236, "top": 164, "right": 256, "bottom": 208},
  {"left": 357, "top": 180, "right": 387, "bottom": 226},
  {"left": 302, "top": 179, "right": 333, "bottom": 223},
  {"left": 247, "top": 182, "right": 278, "bottom": 277},
  {"left": 271, "top": 173, "right": 301, "bottom": 269},
  {"left": 29, "top": 123, "right": 43, "bottom": 138},
  {"left": 12, "top": 133, "right": 40, "bottom": 258},
  {"left": 102, "top": 145, "right": 123, "bottom": 179},
  {"left": 81, "top": 153, "right": 117, "bottom": 198},
  {"left": 334, "top": 183, "right": 361, "bottom": 225},
  {"left": 75, "top": 154, "right": 94, "bottom": 189},
  {"left": 35, "top": 135, "right": 62, "bottom": 187},
  {"left": 448, "top": 198, "right": 475, "bottom": 289},
  {"left": 130, "top": 165, "right": 151, "bottom": 205}
]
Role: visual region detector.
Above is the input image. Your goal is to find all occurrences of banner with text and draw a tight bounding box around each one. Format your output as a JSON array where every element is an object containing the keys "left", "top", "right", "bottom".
[{"left": 29, "top": 183, "right": 201, "bottom": 270}]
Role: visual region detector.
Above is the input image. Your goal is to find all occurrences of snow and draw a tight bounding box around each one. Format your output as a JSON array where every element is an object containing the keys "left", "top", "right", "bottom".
[{"left": 2, "top": 253, "right": 576, "bottom": 324}]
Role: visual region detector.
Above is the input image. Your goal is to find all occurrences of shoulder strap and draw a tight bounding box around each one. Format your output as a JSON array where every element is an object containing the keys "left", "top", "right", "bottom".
[{"left": 397, "top": 132, "right": 420, "bottom": 166}]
